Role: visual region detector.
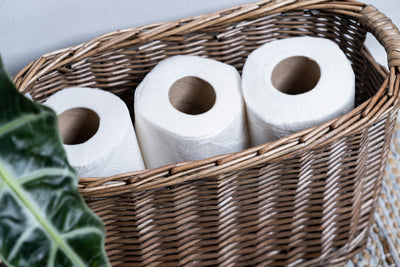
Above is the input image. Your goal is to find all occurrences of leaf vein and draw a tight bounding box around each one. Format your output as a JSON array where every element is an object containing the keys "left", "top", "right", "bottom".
[
  {"left": 61, "top": 227, "right": 104, "bottom": 240},
  {"left": 0, "top": 111, "right": 48, "bottom": 138},
  {"left": 0, "top": 163, "right": 86, "bottom": 267},
  {"left": 18, "top": 168, "right": 75, "bottom": 186},
  {"left": 8, "top": 225, "right": 36, "bottom": 261},
  {"left": 47, "top": 243, "right": 57, "bottom": 267}
]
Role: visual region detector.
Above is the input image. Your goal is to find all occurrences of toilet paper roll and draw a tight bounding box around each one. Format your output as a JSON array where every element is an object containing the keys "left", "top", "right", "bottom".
[
  {"left": 242, "top": 37, "right": 355, "bottom": 146},
  {"left": 45, "top": 87, "right": 145, "bottom": 177},
  {"left": 134, "top": 55, "right": 248, "bottom": 169}
]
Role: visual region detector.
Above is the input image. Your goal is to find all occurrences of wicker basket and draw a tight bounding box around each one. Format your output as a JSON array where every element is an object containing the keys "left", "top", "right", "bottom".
[{"left": 13, "top": 0, "right": 400, "bottom": 266}]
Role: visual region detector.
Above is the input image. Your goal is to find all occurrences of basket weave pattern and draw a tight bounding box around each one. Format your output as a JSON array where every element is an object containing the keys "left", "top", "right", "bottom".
[{"left": 14, "top": 1, "right": 400, "bottom": 266}]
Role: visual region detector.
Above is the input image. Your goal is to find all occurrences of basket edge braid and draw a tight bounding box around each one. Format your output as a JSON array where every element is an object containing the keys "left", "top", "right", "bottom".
[{"left": 361, "top": 5, "right": 400, "bottom": 69}]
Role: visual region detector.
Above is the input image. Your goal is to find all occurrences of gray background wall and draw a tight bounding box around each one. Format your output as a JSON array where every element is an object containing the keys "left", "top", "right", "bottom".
[{"left": 0, "top": 0, "right": 399, "bottom": 76}]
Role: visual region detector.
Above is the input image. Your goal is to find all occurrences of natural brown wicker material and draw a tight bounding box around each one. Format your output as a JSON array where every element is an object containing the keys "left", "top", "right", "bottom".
[
  {"left": 13, "top": 0, "right": 400, "bottom": 266},
  {"left": 351, "top": 121, "right": 400, "bottom": 266}
]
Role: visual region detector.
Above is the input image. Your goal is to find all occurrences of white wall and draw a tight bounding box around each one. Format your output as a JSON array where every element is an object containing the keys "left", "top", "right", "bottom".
[
  {"left": 0, "top": 0, "right": 399, "bottom": 75},
  {"left": 0, "top": 0, "right": 256, "bottom": 75}
]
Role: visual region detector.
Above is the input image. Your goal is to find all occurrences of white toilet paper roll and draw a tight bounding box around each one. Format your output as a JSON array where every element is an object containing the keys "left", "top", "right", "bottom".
[
  {"left": 45, "top": 87, "right": 145, "bottom": 177},
  {"left": 242, "top": 37, "right": 355, "bottom": 146},
  {"left": 134, "top": 55, "right": 248, "bottom": 169}
]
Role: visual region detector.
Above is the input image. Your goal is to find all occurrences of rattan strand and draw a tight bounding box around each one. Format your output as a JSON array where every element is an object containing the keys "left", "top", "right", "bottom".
[
  {"left": 10, "top": 0, "right": 400, "bottom": 266},
  {"left": 350, "top": 121, "right": 400, "bottom": 266}
]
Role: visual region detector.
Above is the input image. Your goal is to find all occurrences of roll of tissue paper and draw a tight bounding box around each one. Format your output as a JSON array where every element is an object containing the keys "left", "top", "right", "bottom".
[
  {"left": 45, "top": 87, "right": 145, "bottom": 177},
  {"left": 242, "top": 37, "right": 355, "bottom": 146},
  {"left": 134, "top": 55, "right": 248, "bottom": 169}
]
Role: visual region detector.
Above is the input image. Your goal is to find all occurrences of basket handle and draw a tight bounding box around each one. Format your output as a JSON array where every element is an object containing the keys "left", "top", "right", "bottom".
[{"left": 361, "top": 5, "right": 400, "bottom": 68}]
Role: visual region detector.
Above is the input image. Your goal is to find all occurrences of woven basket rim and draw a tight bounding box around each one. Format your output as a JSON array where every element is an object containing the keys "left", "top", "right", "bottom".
[{"left": 13, "top": 0, "right": 400, "bottom": 190}]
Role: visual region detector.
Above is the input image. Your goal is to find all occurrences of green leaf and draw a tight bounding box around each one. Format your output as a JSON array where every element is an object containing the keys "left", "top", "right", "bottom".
[{"left": 0, "top": 56, "right": 110, "bottom": 267}]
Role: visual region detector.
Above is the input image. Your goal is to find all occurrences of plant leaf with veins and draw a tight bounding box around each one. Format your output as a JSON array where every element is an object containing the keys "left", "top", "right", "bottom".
[{"left": 0, "top": 57, "right": 110, "bottom": 267}]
